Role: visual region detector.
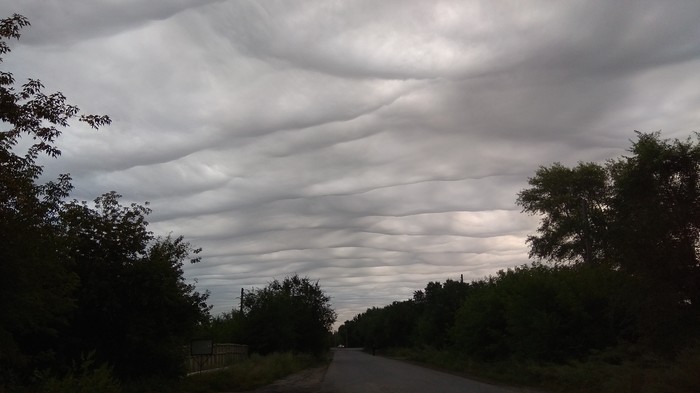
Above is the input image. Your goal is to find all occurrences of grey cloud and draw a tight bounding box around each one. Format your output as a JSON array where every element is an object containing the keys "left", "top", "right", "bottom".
[
  {"left": 4, "top": 1, "right": 700, "bottom": 326},
  {"left": 1, "top": 0, "right": 225, "bottom": 45},
  {"left": 199, "top": 1, "right": 700, "bottom": 81}
]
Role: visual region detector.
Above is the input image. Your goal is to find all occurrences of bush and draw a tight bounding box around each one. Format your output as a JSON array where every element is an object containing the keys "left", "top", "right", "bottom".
[
  {"left": 451, "top": 263, "right": 637, "bottom": 362},
  {"left": 180, "top": 352, "right": 324, "bottom": 393},
  {"left": 39, "top": 353, "right": 120, "bottom": 393}
]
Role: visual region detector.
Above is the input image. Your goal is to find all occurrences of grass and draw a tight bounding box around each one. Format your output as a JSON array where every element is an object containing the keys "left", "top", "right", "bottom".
[
  {"left": 118, "top": 352, "right": 328, "bottom": 393},
  {"left": 176, "top": 352, "right": 327, "bottom": 393},
  {"left": 380, "top": 344, "right": 700, "bottom": 393}
]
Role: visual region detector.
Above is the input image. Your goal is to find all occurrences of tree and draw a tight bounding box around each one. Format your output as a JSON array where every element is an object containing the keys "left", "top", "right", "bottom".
[
  {"left": 60, "top": 193, "right": 211, "bottom": 378},
  {"left": 412, "top": 279, "right": 471, "bottom": 348},
  {"left": 205, "top": 309, "right": 246, "bottom": 344},
  {"left": 517, "top": 131, "right": 700, "bottom": 353},
  {"left": 610, "top": 133, "right": 700, "bottom": 295},
  {"left": 608, "top": 132, "right": 700, "bottom": 349},
  {"left": 451, "top": 263, "right": 635, "bottom": 362},
  {"left": 517, "top": 162, "right": 610, "bottom": 264},
  {"left": 335, "top": 318, "right": 363, "bottom": 348},
  {"left": 242, "top": 275, "right": 336, "bottom": 354},
  {"left": 0, "top": 14, "right": 109, "bottom": 384},
  {"left": 0, "top": 14, "right": 210, "bottom": 386}
]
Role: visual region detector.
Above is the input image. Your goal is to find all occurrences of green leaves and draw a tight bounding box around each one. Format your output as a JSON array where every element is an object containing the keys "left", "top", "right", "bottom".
[
  {"left": 242, "top": 274, "right": 336, "bottom": 355},
  {"left": 341, "top": 131, "right": 700, "bottom": 364},
  {"left": 451, "top": 264, "right": 634, "bottom": 362},
  {"left": 518, "top": 131, "right": 700, "bottom": 353},
  {"left": 0, "top": 18, "right": 110, "bottom": 159},
  {"left": 0, "top": 14, "right": 206, "bottom": 387},
  {"left": 61, "top": 194, "right": 210, "bottom": 379},
  {"left": 517, "top": 161, "right": 610, "bottom": 264},
  {"left": 0, "top": 14, "right": 29, "bottom": 58}
]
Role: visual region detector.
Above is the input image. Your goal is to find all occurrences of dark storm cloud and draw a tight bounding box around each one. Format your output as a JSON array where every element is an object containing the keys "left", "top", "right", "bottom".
[{"left": 2, "top": 1, "right": 700, "bottom": 324}]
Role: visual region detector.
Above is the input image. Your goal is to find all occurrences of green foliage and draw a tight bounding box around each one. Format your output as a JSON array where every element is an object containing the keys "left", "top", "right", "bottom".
[
  {"left": 339, "top": 280, "right": 472, "bottom": 351},
  {"left": 39, "top": 352, "right": 121, "bottom": 393},
  {"left": 518, "top": 131, "right": 700, "bottom": 353},
  {"left": 205, "top": 309, "right": 246, "bottom": 344},
  {"left": 0, "top": 14, "right": 209, "bottom": 389},
  {"left": 346, "top": 264, "right": 637, "bottom": 363},
  {"left": 517, "top": 162, "right": 610, "bottom": 264},
  {"left": 383, "top": 343, "right": 700, "bottom": 393},
  {"left": 451, "top": 263, "right": 636, "bottom": 362},
  {"left": 60, "top": 194, "right": 211, "bottom": 379},
  {"left": 412, "top": 279, "right": 472, "bottom": 348},
  {"left": 179, "top": 352, "right": 324, "bottom": 393},
  {"left": 339, "top": 131, "right": 700, "bottom": 392},
  {"left": 241, "top": 274, "right": 336, "bottom": 355},
  {"left": 342, "top": 306, "right": 387, "bottom": 349},
  {"left": 0, "top": 14, "right": 110, "bottom": 386},
  {"left": 375, "top": 300, "right": 419, "bottom": 348},
  {"left": 609, "top": 132, "right": 700, "bottom": 351},
  {"left": 183, "top": 352, "right": 324, "bottom": 393}
]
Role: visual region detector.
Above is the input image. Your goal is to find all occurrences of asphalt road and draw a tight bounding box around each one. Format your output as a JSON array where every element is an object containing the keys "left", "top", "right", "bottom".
[{"left": 320, "top": 349, "right": 527, "bottom": 393}]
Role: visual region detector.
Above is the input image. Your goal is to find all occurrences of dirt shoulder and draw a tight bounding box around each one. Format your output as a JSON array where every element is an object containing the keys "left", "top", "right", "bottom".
[{"left": 249, "top": 364, "right": 329, "bottom": 393}]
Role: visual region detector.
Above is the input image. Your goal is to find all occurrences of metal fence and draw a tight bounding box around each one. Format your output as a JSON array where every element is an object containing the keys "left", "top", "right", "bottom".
[{"left": 186, "top": 343, "right": 248, "bottom": 373}]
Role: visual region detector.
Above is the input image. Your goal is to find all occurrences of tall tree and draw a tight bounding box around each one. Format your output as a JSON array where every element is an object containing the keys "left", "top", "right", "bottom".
[
  {"left": 0, "top": 14, "right": 109, "bottom": 384},
  {"left": 610, "top": 132, "right": 700, "bottom": 294},
  {"left": 412, "top": 280, "right": 471, "bottom": 348},
  {"left": 517, "top": 162, "right": 610, "bottom": 264},
  {"left": 609, "top": 132, "right": 700, "bottom": 348},
  {"left": 517, "top": 131, "right": 700, "bottom": 352},
  {"left": 0, "top": 14, "right": 210, "bottom": 385}
]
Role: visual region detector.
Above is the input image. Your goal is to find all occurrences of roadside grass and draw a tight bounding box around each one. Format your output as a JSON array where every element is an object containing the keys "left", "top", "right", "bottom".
[
  {"left": 381, "top": 344, "right": 700, "bottom": 393},
  {"left": 118, "top": 352, "right": 327, "bottom": 393},
  {"left": 177, "top": 352, "right": 327, "bottom": 393}
]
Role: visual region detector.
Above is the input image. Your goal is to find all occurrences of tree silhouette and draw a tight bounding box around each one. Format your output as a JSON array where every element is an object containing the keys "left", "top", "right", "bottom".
[{"left": 242, "top": 274, "right": 336, "bottom": 354}]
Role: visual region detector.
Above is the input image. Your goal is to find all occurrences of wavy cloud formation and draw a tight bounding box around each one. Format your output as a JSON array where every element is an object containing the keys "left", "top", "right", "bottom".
[{"left": 3, "top": 1, "right": 700, "bottom": 325}]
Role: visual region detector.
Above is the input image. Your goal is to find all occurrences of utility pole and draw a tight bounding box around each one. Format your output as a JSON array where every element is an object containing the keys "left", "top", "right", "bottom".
[{"left": 240, "top": 288, "right": 244, "bottom": 314}]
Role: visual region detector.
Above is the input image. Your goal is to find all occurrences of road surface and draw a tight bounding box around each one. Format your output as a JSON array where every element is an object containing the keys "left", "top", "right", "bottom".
[{"left": 321, "top": 348, "right": 528, "bottom": 393}]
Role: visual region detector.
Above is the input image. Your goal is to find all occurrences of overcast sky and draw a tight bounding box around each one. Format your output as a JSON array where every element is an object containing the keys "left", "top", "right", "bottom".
[{"left": 3, "top": 1, "right": 700, "bottom": 327}]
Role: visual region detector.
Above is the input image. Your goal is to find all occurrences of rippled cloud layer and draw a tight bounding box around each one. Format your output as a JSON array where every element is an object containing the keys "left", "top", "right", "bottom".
[{"left": 4, "top": 0, "right": 700, "bottom": 325}]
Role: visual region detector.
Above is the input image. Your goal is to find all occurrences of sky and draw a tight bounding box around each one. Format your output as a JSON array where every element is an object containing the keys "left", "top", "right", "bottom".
[{"left": 2, "top": 1, "right": 700, "bottom": 327}]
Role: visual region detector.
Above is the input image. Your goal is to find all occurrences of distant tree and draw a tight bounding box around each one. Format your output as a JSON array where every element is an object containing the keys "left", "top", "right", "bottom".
[
  {"left": 379, "top": 301, "right": 419, "bottom": 348},
  {"left": 451, "top": 263, "right": 636, "bottom": 362},
  {"left": 344, "top": 279, "right": 472, "bottom": 351},
  {"left": 336, "top": 318, "right": 363, "bottom": 348},
  {"left": 0, "top": 14, "right": 110, "bottom": 385},
  {"left": 242, "top": 275, "right": 336, "bottom": 354},
  {"left": 351, "top": 307, "right": 385, "bottom": 350},
  {"left": 412, "top": 279, "right": 471, "bottom": 348},
  {"left": 205, "top": 309, "right": 246, "bottom": 344}
]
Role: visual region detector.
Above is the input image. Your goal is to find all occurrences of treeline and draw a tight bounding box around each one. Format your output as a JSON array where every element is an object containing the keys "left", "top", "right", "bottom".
[
  {"left": 339, "top": 264, "right": 638, "bottom": 362},
  {"left": 200, "top": 274, "right": 337, "bottom": 356},
  {"left": 339, "top": 131, "right": 700, "bottom": 367},
  {"left": 1, "top": 15, "right": 210, "bottom": 391}
]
